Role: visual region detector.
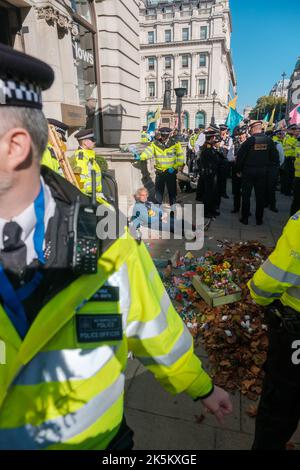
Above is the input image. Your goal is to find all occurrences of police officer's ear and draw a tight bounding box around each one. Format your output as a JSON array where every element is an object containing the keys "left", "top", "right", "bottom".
[{"left": 0, "top": 127, "right": 32, "bottom": 171}]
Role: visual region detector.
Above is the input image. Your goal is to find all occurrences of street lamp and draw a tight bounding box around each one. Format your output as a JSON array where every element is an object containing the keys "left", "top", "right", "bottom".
[
  {"left": 174, "top": 87, "right": 186, "bottom": 134},
  {"left": 279, "top": 71, "right": 286, "bottom": 120},
  {"left": 211, "top": 90, "right": 217, "bottom": 125}
]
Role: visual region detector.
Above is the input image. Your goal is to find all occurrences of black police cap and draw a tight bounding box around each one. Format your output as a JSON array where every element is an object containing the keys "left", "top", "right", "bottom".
[
  {"left": 74, "top": 128, "right": 95, "bottom": 141},
  {"left": 0, "top": 43, "right": 54, "bottom": 109},
  {"left": 287, "top": 124, "right": 297, "bottom": 130},
  {"left": 219, "top": 124, "right": 229, "bottom": 131},
  {"left": 159, "top": 127, "right": 171, "bottom": 135}
]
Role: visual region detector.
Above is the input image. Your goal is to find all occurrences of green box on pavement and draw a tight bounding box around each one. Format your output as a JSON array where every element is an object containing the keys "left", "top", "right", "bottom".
[{"left": 192, "top": 275, "right": 242, "bottom": 308}]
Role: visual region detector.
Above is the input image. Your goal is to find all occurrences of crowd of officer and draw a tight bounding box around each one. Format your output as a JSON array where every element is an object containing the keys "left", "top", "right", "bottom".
[{"left": 177, "top": 120, "right": 300, "bottom": 224}]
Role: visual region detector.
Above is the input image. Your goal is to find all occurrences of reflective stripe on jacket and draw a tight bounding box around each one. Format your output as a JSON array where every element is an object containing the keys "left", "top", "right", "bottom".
[
  {"left": 283, "top": 135, "right": 297, "bottom": 158},
  {"left": 294, "top": 142, "right": 300, "bottom": 178},
  {"left": 0, "top": 231, "right": 212, "bottom": 450},
  {"left": 248, "top": 212, "right": 300, "bottom": 311},
  {"left": 74, "top": 149, "right": 102, "bottom": 193},
  {"left": 140, "top": 141, "right": 185, "bottom": 171}
]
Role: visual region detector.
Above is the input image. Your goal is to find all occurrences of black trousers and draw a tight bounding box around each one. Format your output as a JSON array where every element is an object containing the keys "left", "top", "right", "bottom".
[
  {"left": 155, "top": 171, "right": 177, "bottom": 205},
  {"left": 265, "top": 167, "right": 279, "bottom": 209},
  {"left": 232, "top": 171, "right": 242, "bottom": 211},
  {"left": 196, "top": 174, "right": 204, "bottom": 202},
  {"left": 241, "top": 172, "right": 266, "bottom": 222},
  {"left": 253, "top": 310, "right": 300, "bottom": 450},
  {"left": 203, "top": 174, "right": 218, "bottom": 216},
  {"left": 290, "top": 178, "right": 300, "bottom": 216},
  {"left": 218, "top": 161, "right": 230, "bottom": 196},
  {"left": 281, "top": 158, "right": 295, "bottom": 195}
]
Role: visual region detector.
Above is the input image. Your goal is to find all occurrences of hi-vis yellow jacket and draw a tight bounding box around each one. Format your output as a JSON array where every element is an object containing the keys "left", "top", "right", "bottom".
[
  {"left": 294, "top": 141, "right": 300, "bottom": 178},
  {"left": 41, "top": 144, "right": 60, "bottom": 174},
  {"left": 0, "top": 231, "right": 212, "bottom": 450},
  {"left": 140, "top": 140, "right": 185, "bottom": 171},
  {"left": 283, "top": 134, "right": 298, "bottom": 158},
  {"left": 73, "top": 149, "right": 102, "bottom": 194},
  {"left": 141, "top": 131, "right": 149, "bottom": 143},
  {"left": 248, "top": 212, "right": 300, "bottom": 311}
]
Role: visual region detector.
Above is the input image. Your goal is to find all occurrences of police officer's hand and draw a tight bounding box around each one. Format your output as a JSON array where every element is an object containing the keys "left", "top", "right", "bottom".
[
  {"left": 134, "top": 154, "right": 141, "bottom": 161},
  {"left": 201, "top": 386, "right": 233, "bottom": 425}
]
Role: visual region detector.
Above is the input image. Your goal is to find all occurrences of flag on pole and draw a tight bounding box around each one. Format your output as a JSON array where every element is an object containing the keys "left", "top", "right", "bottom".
[
  {"left": 147, "top": 107, "right": 161, "bottom": 134},
  {"left": 268, "top": 107, "right": 276, "bottom": 126},
  {"left": 289, "top": 104, "right": 300, "bottom": 124},
  {"left": 263, "top": 113, "right": 270, "bottom": 122},
  {"left": 228, "top": 95, "right": 238, "bottom": 110},
  {"left": 225, "top": 107, "right": 243, "bottom": 135}
]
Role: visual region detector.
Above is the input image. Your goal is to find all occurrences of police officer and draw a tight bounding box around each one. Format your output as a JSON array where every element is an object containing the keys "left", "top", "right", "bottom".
[
  {"left": 141, "top": 126, "right": 149, "bottom": 143},
  {"left": 187, "top": 128, "right": 200, "bottom": 173},
  {"left": 41, "top": 118, "right": 69, "bottom": 174},
  {"left": 290, "top": 127, "right": 300, "bottom": 215},
  {"left": 140, "top": 127, "right": 185, "bottom": 205},
  {"left": 231, "top": 126, "right": 247, "bottom": 213},
  {"left": 248, "top": 212, "right": 300, "bottom": 449},
  {"left": 282, "top": 124, "right": 298, "bottom": 195},
  {"left": 0, "top": 43, "right": 232, "bottom": 450},
  {"left": 236, "top": 121, "right": 279, "bottom": 225},
  {"left": 197, "top": 130, "right": 220, "bottom": 218},
  {"left": 218, "top": 124, "right": 234, "bottom": 199},
  {"left": 72, "top": 128, "right": 103, "bottom": 198}
]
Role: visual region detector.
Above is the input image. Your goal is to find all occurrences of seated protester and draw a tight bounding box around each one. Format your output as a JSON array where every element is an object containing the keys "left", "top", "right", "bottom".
[{"left": 131, "top": 187, "right": 195, "bottom": 239}]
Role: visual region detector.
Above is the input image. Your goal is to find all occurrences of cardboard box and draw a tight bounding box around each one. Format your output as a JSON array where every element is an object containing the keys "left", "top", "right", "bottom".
[{"left": 192, "top": 275, "right": 242, "bottom": 307}]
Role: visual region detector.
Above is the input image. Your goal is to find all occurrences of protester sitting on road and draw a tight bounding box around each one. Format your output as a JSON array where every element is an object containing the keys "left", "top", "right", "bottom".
[{"left": 131, "top": 187, "right": 195, "bottom": 239}]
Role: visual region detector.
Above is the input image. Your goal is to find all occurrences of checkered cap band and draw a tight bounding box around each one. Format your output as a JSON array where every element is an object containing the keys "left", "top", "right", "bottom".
[{"left": 0, "top": 77, "right": 42, "bottom": 108}]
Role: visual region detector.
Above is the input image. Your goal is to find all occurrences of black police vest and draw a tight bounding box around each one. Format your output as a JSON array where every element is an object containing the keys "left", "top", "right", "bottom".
[{"left": 244, "top": 134, "right": 272, "bottom": 169}]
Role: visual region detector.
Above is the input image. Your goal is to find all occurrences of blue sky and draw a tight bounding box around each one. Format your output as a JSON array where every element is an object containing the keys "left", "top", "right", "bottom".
[{"left": 230, "top": 0, "right": 300, "bottom": 113}]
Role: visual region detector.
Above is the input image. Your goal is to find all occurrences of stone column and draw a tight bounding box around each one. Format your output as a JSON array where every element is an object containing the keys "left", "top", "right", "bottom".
[{"left": 191, "top": 52, "right": 198, "bottom": 98}]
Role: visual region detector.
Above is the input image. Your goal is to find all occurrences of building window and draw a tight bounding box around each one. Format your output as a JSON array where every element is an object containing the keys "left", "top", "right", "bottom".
[
  {"left": 198, "top": 79, "right": 206, "bottom": 96},
  {"left": 182, "top": 28, "right": 189, "bottom": 41},
  {"left": 182, "top": 55, "right": 189, "bottom": 68},
  {"left": 195, "top": 111, "right": 206, "bottom": 128},
  {"left": 165, "top": 56, "right": 172, "bottom": 69},
  {"left": 71, "top": 0, "right": 92, "bottom": 23},
  {"left": 148, "top": 31, "right": 155, "bottom": 44},
  {"left": 183, "top": 111, "right": 189, "bottom": 129},
  {"left": 200, "top": 26, "right": 208, "bottom": 39},
  {"left": 148, "top": 81, "right": 156, "bottom": 97},
  {"left": 72, "top": 25, "right": 97, "bottom": 120},
  {"left": 165, "top": 29, "right": 172, "bottom": 42},
  {"left": 148, "top": 57, "right": 155, "bottom": 71},
  {"left": 181, "top": 80, "right": 189, "bottom": 96},
  {"left": 146, "top": 9, "right": 156, "bottom": 16},
  {"left": 199, "top": 53, "right": 207, "bottom": 67}
]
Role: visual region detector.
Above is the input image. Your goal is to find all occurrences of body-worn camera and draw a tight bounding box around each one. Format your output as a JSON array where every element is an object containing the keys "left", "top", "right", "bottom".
[{"left": 68, "top": 170, "right": 99, "bottom": 274}]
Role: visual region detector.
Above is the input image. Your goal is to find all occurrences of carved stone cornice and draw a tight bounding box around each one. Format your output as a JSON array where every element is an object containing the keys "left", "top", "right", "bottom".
[{"left": 35, "top": 6, "right": 79, "bottom": 36}]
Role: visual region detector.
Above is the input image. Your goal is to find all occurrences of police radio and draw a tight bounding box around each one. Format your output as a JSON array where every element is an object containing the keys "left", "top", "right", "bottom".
[{"left": 68, "top": 170, "right": 99, "bottom": 274}]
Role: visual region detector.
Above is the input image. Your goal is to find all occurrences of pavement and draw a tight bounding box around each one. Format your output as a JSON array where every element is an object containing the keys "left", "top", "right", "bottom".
[{"left": 124, "top": 187, "right": 300, "bottom": 450}]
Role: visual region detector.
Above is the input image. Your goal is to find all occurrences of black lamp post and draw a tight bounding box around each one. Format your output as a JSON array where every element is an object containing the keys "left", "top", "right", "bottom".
[
  {"left": 279, "top": 72, "right": 286, "bottom": 120},
  {"left": 211, "top": 89, "right": 217, "bottom": 125},
  {"left": 174, "top": 87, "right": 186, "bottom": 134}
]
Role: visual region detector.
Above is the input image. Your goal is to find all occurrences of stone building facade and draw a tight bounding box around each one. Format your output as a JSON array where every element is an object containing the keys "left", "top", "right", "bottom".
[
  {"left": 0, "top": 0, "right": 141, "bottom": 146},
  {"left": 139, "top": 0, "right": 236, "bottom": 130},
  {"left": 287, "top": 57, "right": 300, "bottom": 116}
]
